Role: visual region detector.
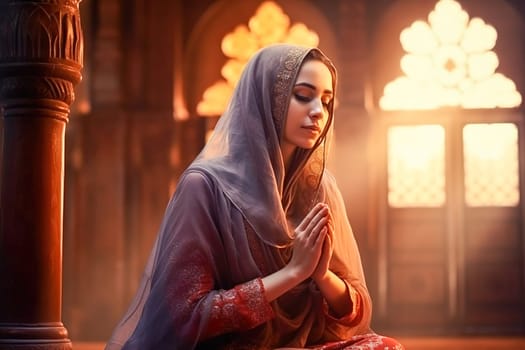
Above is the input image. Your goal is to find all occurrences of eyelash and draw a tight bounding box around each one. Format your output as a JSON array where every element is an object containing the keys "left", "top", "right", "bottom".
[{"left": 294, "top": 93, "right": 331, "bottom": 108}]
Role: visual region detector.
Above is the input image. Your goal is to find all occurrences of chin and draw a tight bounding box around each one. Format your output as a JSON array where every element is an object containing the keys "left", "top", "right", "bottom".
[
  {"left": 288, "top": 137, "right": 318, "bottom": 151},
  {"left": 298, "top": 142, "right": 317, "bottom": 150}
]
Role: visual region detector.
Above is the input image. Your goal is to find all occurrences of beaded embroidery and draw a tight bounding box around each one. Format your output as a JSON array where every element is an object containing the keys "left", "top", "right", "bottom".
[{"left": 272, "top": 46, "right": 307, "bottom": 137}]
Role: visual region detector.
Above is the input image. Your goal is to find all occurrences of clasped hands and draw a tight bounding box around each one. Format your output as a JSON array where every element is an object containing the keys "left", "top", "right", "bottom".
[{"left": 289, "top": 202, "right": 334, "bottom": 284}]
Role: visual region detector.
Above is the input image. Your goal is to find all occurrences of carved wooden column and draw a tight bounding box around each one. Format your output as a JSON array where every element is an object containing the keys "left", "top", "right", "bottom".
[{"left": 0, "top": 0, "right": 83, "bottom": 349}]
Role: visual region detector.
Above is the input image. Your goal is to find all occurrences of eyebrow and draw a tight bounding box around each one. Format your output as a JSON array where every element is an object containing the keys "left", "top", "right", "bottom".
[{"left": 294, "top": 82, "right": 333, "bottom": 96}]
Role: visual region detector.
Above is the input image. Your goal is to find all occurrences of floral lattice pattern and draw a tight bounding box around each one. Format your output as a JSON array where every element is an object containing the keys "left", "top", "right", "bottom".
[
  {"left": 463, "top": 123, "right": 519, "bottom": 207},
  {"left": 380, "top": 0, "right": 522, "bottom": 110},
  {"left": 387, "top": 125, "right": 446, "bottom": 207}
]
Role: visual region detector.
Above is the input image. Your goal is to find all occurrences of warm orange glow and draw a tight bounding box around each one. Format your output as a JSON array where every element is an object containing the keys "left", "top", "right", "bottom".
[
  {"left": 387, "top": 125, "right": 446, "bottom": 207},
  {"left": 197, "top": 1, "right": 319, "bottom": 117},
  {"left": 380, "top": 0, "right": 521, "bottom": 110},
  {"left": 284, "top": 23, "right": 319, "bottom": 47},
  {"left": 463, "top": 123, "right": 520, "bottom": 206},
  {"left": 248, "top": 2, "right": 290, "bottom": 46},
  {"left": 196, "top": 81, "right": 231, "bottom": 117},
  {"left": 221, "top": 25, "right": 259, "bottom": 61}
]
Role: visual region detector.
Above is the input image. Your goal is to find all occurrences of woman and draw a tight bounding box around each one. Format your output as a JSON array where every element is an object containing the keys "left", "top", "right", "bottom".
[{"left": 106, "top": 44, "right": 403, "bottom": 349}]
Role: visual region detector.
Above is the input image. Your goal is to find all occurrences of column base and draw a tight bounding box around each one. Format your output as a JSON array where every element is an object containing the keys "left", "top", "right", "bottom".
[{"left": 0, "top": 324, "right": 72, "bottom": 350}]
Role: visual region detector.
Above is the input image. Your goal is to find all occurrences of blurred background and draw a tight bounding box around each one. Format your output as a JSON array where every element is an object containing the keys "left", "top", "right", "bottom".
[{"left": 18, "top": 0, "right": 524, "bottom": 345}]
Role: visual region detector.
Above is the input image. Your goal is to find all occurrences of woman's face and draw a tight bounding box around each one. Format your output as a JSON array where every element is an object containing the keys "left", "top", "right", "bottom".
[{"left": 281, "top": 59, "right": 333, "bottom": 160}]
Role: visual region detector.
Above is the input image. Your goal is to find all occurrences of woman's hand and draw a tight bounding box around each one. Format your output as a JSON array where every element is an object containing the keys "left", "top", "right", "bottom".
[
  {"left": 312, "top": 209, "right": 334, "bottom": 282},
  {"left": 263, "top": 203, "right": 351, "bottom": 315},
  {"left": 287, "top": 202, "right": 329, "bottom": 281},
  {"left": 261, "top": 203, "right": 337, "bottom": 303},
  {"left": 312, "top": 234, "right": 333, "bottom": 283},
  {"left": 307, "top": 209, "right": 352, "bottom": 318}
]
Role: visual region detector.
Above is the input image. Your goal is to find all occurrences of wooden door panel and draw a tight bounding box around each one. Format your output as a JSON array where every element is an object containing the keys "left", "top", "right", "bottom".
[
  {"left": 384, "top": 208, "right": 450, "bottom": 329},
  {"left": 463, "top": 207, "right": 524, "bottom": 331}
]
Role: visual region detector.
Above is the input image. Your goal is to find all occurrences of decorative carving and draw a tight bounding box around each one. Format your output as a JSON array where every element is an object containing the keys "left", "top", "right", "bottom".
[
  {"left": 0, "top": 76, "right": 74, "bottom": 106},
  {"left": 0, "top": 0, "right": 83, "bottom": 107},
  {"left": 0, "top": 0, "right": 83, "bottom": 64}
]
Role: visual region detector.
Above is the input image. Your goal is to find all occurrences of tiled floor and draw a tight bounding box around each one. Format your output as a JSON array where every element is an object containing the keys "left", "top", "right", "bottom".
[{"left": 73, "top": 337, "right": 525, "bottom": 349}]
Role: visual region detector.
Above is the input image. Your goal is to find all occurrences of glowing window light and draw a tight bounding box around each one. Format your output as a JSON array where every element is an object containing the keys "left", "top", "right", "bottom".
[
  {"left": 387, "top": 125, "right": 446, "bottom": 207},
  {"left": 380, "top": 0, "right": 522, "bottom": 110},
  {"left": 197, "top": 1, "right": 319, "bottom": 117},
  {"left": 463, "top": 123, "right": 520, "bottom": 207}
]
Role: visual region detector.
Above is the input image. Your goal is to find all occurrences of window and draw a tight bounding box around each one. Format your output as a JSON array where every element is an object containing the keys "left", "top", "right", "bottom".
[
  {"left": 380, "top": 0, "right": 521, "bottom": 110},
  {"left": 197, "top": 1, "right": 319, "bottom": 117}
]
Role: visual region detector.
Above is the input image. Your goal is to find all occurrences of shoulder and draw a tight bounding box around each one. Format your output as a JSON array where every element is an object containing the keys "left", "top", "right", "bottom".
[
  {"left": 172, "top": 169, "right": 219, "bottom": 203},
  {"left": 179, "top": 169, "right": 214, "bottom": 188}
]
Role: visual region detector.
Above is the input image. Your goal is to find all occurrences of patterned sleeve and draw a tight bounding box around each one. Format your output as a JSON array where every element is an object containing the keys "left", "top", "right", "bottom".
[{"left": 204, "top": 278, "right": 275, "bottom": 338}]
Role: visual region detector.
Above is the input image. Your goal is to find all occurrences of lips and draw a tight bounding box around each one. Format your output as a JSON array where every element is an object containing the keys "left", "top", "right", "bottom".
[{"left": 302, "top": 125, "right": 321, "bottom": 133}]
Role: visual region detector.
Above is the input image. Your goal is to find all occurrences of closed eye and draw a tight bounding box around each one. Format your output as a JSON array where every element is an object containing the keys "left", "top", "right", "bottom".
[
  {"left": 294, "top": 93, "right": 332, "bottom": 111},
  {"left": 294, "top": 93, "right": 311, "bottom": 103}
]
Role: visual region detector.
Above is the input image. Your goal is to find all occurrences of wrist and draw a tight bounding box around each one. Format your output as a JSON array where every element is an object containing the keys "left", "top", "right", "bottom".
[
  {"left": 262, "top": 263, "right": 306, "bottom": 302},
  {"left": 284, "top": 263, "right": 308, "bottom": 285},
  {"left": 313, "top": 270, "right": 331, "bottom": 285}
]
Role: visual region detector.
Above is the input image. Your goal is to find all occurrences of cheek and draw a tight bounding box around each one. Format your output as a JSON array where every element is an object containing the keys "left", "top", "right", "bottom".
[
  {"left": 286, "top": 103, "right": 303, "bottom": 126},
  {"left": 287, "top": 100, "right": 301, "bottom": 116}
]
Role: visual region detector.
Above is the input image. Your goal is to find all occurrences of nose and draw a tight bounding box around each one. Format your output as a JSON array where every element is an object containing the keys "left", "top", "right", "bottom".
[{"left": 308, "top": 99, "right": 324, "bottom": 119}]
